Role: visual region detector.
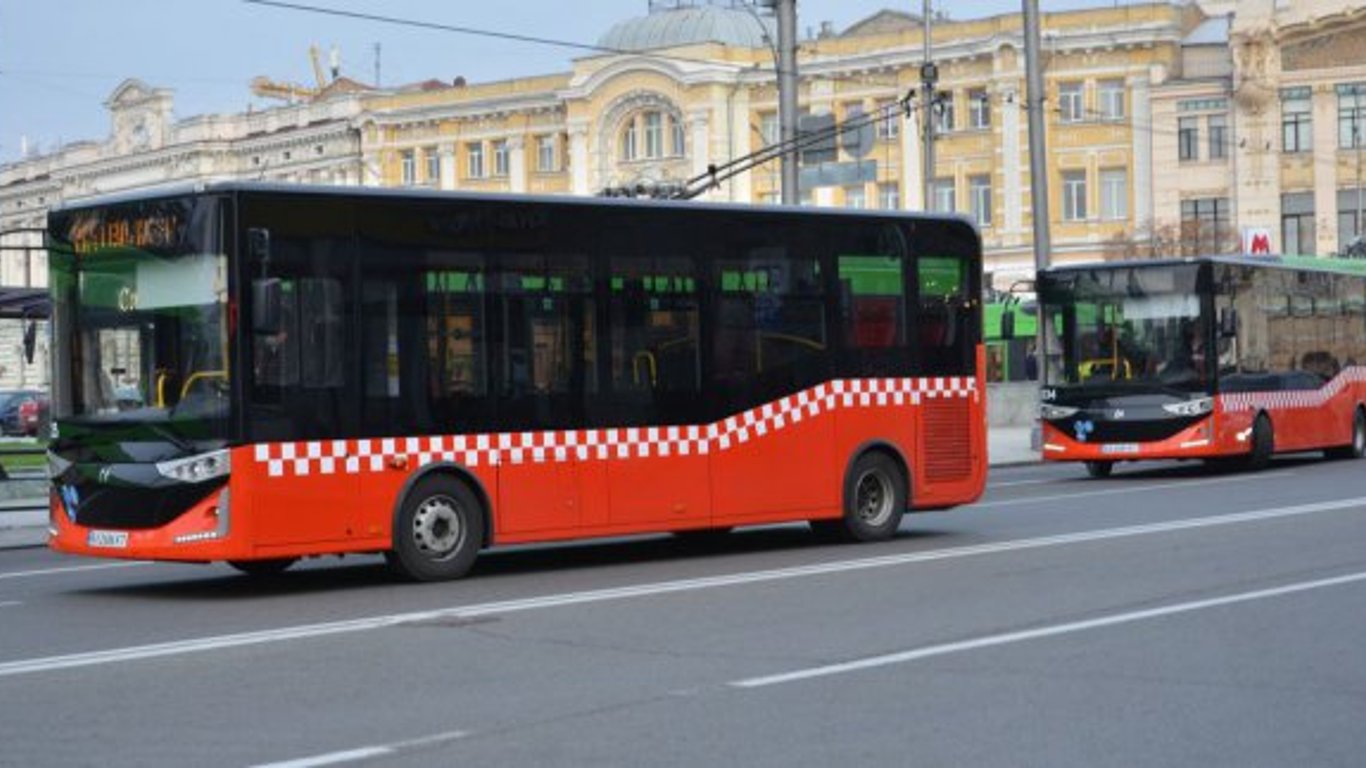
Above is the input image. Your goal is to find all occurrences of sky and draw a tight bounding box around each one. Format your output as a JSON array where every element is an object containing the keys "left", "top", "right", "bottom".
[{"left": 0, "top": 0, "right": 1149, "bottom": 165}]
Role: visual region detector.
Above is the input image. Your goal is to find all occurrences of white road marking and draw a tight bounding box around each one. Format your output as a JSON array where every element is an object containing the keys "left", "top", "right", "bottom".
[
  {"left": 731, "top": 569, "right": 1366, "bottom": 688},
  {"left": 0, "top": 601, "right": 21, "bottom": 609},
  {"left": 251, "top": 729, "right": 468, "bottom": 768},
  {"left": 0, "top": 494, "right": 1362, "bottom": 679},
  {"left": 971, "top": 470, "right": 1294, "bottom": 508},
  {"left": 0, "top": 561, "right": 148, "bottom": 581}
]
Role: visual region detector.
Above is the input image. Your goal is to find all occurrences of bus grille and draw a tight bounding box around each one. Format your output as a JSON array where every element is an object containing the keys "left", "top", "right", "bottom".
[{"left": 923, "top": 398, "right": 972, "bottom": 482}]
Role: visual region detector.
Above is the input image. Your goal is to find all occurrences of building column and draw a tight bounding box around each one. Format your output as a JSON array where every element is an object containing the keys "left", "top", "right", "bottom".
[
  {"left": 1000, "top": 83, "right": 1023, "bottom": 240},
  {"left": 439, "top": 145, "right": 457, "bottom": 191},
  {"left": 1312, "top": 84, "right": 1339, "bottom": 254},
  {"left": 689, "top": 109, "right": 711, "bottom": 198},
  {"left": 728, "top": 87, "right": 752, "bottom": 202},
  {"left": 569, "top": 121, "right": 590, "bottom": 196},
  {"left": 361, "top": 152, "right": 382, "bottom": 186},
  {"left": 508, "top": 136, "right": 527, "bottom": 194},
  {"left": 902, "top": 98, "right": 923, "bottom": 210},
  {"left": 1130, "top": 75, "right": 1153, "bottom": 231}
]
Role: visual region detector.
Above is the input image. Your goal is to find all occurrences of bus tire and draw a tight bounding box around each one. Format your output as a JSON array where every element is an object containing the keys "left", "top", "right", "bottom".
[
  {"left": 1084, "top": 460, "right": 1113, "bottom": 479},
  {"left": 1325, "top": 407, "right": 1366, "bottom": 460},
  {"left": 227, "top": 558, "right": 297, "bottom": 577},
  {"left": 386, "top": 475, "right": 485, "bottom": 582},
  {"left": 1246, "top": 414, "right": 1274, "bottom": 471},
  {"left": 820, "top": 451, "right": 906, "bottom": 543}
]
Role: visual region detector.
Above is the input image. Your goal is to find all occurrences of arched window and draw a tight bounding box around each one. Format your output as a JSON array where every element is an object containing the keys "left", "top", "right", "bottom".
[{"left": 670, "top": 114, "right": 686, "bottom": 157}]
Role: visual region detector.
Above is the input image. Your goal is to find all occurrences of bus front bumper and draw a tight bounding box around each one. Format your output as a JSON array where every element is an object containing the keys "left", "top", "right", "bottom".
[
  {"left": 1039, "top": 417, "right": 1223, "bottom": 462},
  {"left": 47, "top": 485, "right": 243, "bottom": 562}
]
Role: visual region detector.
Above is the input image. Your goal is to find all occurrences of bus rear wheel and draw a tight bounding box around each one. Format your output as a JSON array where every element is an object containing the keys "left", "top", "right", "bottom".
[
  {"left": 227, "top": 558, "right": 297, "bottom": 577},
  {"left": 1084, "top": 460, "right": 1113, "bottom": 478},
  {"left": 1246, "top": 414, "right": 1274, "bottom": 471},
  {"left": 1325, "top": 408, "right": 1366, "bottom": 460},
  {"left": 386, "top": 475, "right": 485, "bottom": 582},
  {"left": 814, "top": 451, "right": 906, "bottom": 542}
]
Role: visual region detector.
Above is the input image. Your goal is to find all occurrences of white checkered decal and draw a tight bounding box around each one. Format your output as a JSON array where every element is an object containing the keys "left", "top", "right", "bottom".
[
  {"left": 1218, "top": 366, "right": 1366, "bottom": 413},
  {"left": 251, "top": 377, "right": 977, "bottom": 478}
]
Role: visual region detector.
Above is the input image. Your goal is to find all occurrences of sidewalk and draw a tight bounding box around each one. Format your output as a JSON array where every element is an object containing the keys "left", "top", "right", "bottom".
[{"left": 0, "top": 428, "right": 1042, "bottom": 551}]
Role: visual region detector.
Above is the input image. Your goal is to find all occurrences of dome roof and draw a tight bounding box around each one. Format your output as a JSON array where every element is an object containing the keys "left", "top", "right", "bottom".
[{"left": 598, "top": 4, "right": 774, "bottom": 52}]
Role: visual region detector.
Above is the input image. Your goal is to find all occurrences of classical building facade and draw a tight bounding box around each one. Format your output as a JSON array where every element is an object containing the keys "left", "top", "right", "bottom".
[
  {"left": 5, "top": 0, "right": 1366, "bottom": 392},
  {"left": 1150, "top": 0, "right": 1366, "bottom": 258}
]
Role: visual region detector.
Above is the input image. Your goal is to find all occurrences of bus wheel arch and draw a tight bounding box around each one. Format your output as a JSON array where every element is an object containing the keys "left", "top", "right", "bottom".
[
  {"left": 1326, "top": 405, "right": 1366, "bottom": 460},
  {"left": 815, "top": 442, "right": 910, "bottom": 542},
  {"left": 385, "top": 465, "right": 490, "bottom": 581}
]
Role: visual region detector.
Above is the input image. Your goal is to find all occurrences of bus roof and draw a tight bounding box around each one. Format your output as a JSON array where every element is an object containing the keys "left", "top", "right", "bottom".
[
  {"left": 1040, "top": 254, "right": 1366, "bottom": 279},
  {"left": 47, "top": 180, "right": 979, "bottom": 231}
]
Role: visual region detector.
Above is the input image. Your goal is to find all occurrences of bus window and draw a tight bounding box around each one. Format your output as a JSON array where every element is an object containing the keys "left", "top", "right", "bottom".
[
  {"left": 838, "top": 254, "right": 904, "bottom": 349},
  {"left": 714, "top": 251, "right": 827, "bottom": 396},
  {"left": 917, "top": 255, "right": 974, "bottom": 375},
  {"left": 609, "top": 256, "right": 699, "bottom": 395},
  {"left": 497, "top": 253, "right": 596, "bottom": 399}
]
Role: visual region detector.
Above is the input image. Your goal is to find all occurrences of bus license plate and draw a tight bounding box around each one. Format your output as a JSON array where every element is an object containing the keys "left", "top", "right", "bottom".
[
  {"left": 87, "top": 530, "right": 129, "bottom": 549},
  {"left": 1100, "top": 443, "right": 1139, "bottom": 454}
]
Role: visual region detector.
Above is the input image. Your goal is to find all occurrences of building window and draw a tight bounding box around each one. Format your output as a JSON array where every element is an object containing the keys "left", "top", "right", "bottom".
[
  {"left": 537, "top": 135, "right": 558, "bottom": 172},
  {"left": 968, "top": 89, "right": 990, "bottom": 129},
  {"left": 1098, "top": 79, "right": 1125, "bottom": 121},
  {"left": 644, "top": 112, "right": 664, "bottom": 159},
  {"left": 1179, "top": 117, "right": 1199, "bottom": 162},
  {"left": 760, "top": 112, "right": 779, "bottom": 145},
  {"left": 425, "top": 146, "right": 440, "bottom": 185},
  {"left": 1339, "top": 188, "right": 1365, "bottom": 250},
  {"left": 844, "top": 185, "right": 866, "bottom": 209},
  {"left": 875, "top": 99, "right": 900, "bottom": 139},
  {"left": 1282, "top": 88, "right": 1312, "bottom": 153},
  {"left": 1339, "top": 84, "right": 1366, "bottom": 149},
  {"left": 671, "top": 114, "right": 686, "bottom": 156},
  {"left": 1100, "top": 168, "right": 1128, "bottom": 220},
  {"left": 466, "top": 142, "right": 484, "bottom": 178},
  {"left": 1059, "top": 82, "right": 1084, "bottom": 123},
  {"left": 1062, "top": 171, "right": 1087, "bottom": 221},
  {"left": 1207, "top": 115, "right": 1228, "bottom": 160},
  {"left": 878, "top": 182, "right": 900, "bottom": 210},
  {"left": 932, "top": 178, "right": 956, "bottom": 213},
  {"left": 1180, "top": 197, "right": 1231, "bottom": 253},
  {"left": 401, "top": 150, "right": 416, "bottom": 186},
  {"left": 621, "top": 119, "right": 639, "bottom": 161},
  {"left": 933, "top": 93, "right": 955, "bottom": 134},
  {"left": 760, "top": 190, "right": 780, "bottom": 205},
  {"left": 492, "top": 140, "right": 509, "bottom": 177},
  {"left": 969, "top": 175, "right": 992, "bottom": 226}
]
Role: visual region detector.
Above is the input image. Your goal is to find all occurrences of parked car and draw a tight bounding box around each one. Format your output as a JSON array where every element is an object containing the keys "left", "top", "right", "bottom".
[{"left": 0, "top": 390, "right": 47, "bottom": 437}]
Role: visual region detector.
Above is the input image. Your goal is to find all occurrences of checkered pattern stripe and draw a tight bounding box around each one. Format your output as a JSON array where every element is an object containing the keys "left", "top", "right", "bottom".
[
  {"left": 251, "top": 376, "right": 976, "bottom": 478},
  {"left": 1218, "top": 366, "right": 1366, "bottom": 413}
]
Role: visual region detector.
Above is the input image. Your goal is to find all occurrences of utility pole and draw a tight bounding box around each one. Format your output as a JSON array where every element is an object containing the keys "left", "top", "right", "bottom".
[
  {"left": 1023, "top": 0, "right": 1050, "bottom": 272},
  {"left": 775, "top": 0, "right": 799, "bottom": 204},
  {"left": 921, "top": 0, "right": 937, "bottom": 210}
]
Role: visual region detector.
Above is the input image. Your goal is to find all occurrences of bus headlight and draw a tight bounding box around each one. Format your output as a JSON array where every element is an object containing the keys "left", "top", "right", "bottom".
[
  {"left": 1039, "top": 403, "right": 1079, "bottom": 420},
  {"left": 1162, "top": 397, "right": 1214, "bottom": 417},
  {"left": 156, "top": 449, "right": 231, "bottom": 483}
]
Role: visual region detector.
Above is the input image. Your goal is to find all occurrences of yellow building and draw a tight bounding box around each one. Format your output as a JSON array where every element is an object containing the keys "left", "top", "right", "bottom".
[{"left": 362, "top": 1, "right": 1193, "bottom": 288}]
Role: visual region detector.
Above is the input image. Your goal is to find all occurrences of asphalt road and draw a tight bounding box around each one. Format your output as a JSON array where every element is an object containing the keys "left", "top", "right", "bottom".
[{"left": 2, "top": 456, "right": 1366, "bottom": 767}]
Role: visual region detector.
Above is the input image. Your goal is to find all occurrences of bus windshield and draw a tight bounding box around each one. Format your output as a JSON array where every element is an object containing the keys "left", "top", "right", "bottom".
[
  {"left": 49, "top": 197, "right": 231, "bottom": 446},
  {"left": 1039, "top": 264, "right": 1209, "bottom": 395}
]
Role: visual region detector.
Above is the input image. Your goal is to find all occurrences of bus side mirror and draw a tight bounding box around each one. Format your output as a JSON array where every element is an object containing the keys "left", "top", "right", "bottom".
[
  {"left": 21, "top": 319, "right": 36, "bottom": 365},
  {"left": 1000, "top": 309, "right": 1016, "bottom": 341},
  {"left": 1219, "top": 307, "right": 1237, "bottom": 338},
  {"left": 253, "top": 278, "right": 283, "bottom": 335}
]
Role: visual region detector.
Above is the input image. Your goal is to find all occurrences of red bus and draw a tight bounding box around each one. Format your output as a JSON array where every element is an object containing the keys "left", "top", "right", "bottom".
[
  {"left": 46, "top": 184, "right": 986, "bottom": 579},
  {"left": 1036, "top": 255, "right": 1366, "bottom": 477}
]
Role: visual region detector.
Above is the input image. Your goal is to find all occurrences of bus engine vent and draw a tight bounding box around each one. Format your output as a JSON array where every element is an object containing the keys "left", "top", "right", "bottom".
[{"left": 923, "top": 397, "right": 972, "bottom": 481}]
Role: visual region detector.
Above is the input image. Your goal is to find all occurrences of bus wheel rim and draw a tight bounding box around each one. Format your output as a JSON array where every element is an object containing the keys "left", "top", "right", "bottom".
[
  {"left": 412, "top": 495, "right": 464, "bottom": 560},
  {"left": 855, "top": 470, "right": 894, "bottom": 527}
]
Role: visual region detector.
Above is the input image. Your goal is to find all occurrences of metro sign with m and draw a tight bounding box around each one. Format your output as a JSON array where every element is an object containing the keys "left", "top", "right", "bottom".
[{"left": 1243, "top": 227, "right": 1273, "bottom": 256}]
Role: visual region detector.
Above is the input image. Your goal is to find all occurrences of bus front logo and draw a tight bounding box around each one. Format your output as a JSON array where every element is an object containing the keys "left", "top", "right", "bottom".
[{"left": 1113, "top": 409, "right": 1125, "bottom": 420}]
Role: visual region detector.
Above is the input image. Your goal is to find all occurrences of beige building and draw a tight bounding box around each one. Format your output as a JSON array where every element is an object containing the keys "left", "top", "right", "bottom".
[{"left": 1150, "top": 0, "right": 1366, "bottom": 258}]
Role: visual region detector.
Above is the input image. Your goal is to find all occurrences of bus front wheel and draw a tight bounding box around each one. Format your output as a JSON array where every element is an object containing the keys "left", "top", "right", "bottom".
[
  {"left": 386, "top": 475, "right": 485, "bottom": 582},
  {"left": 813, "top": 451, "right": 906, "bottom": 542}
]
